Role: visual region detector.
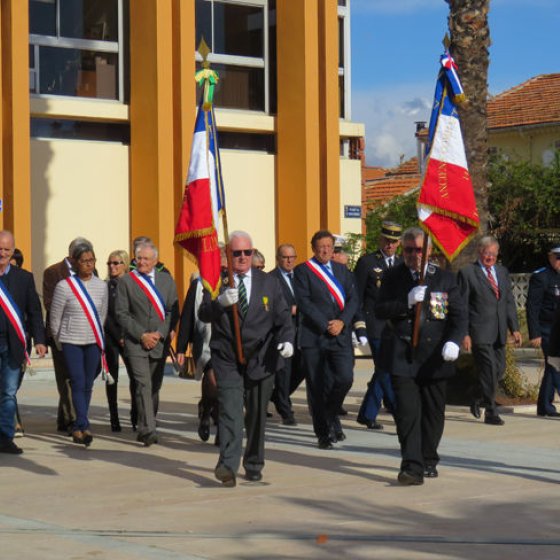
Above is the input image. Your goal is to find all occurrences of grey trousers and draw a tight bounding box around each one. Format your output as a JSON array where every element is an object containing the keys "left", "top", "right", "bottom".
[
  {"left": 127, "top": 354, "right": 166, "bottom": 437},
  {"left": 216, "top": 368, "right": 274, "bottom": 475}
]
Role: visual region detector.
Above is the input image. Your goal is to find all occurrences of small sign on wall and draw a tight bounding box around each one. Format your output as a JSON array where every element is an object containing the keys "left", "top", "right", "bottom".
[{"left": 344, "top": 205, "right": 361, "bottom": 218}]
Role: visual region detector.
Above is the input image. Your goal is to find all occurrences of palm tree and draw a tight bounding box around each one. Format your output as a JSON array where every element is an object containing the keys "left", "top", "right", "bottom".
[{"left": 447, "top": 0, "right": 491, "bottom": 267}]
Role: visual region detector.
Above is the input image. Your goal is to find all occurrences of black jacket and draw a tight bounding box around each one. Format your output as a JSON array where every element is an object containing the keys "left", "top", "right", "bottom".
[{"left": 526, "top": 264, "right": 560, "bottom": 339}]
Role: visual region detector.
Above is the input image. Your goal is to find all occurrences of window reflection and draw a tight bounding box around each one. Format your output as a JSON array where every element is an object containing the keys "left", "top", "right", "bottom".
[{"left": 60, "top": 0, "right": 119, "bottom": 41}]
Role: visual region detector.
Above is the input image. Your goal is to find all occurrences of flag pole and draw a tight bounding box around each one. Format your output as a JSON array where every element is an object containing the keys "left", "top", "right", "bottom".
[
  {"left": 198, "top": 39, "right": 245, "bottom": 365},
  {"left": 412, "top": 234, "right": 430, "bottom": 349}
]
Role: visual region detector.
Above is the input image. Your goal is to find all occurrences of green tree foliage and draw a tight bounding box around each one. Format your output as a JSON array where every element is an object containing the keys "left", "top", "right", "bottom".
[{"left": 487, "top": 151, "right": 560, "bottom": 272}]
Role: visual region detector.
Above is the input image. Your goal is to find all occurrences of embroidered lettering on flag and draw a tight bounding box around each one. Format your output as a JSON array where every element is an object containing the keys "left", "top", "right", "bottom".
[
  {"left": 129, "top": 270, "right": 166, "bottom": 322},
  {"left": 0, "top": 281, "right": 30, "bottom": 365},
  {"left": 305, "top": 259, "right": 346, "bottom": 311}
]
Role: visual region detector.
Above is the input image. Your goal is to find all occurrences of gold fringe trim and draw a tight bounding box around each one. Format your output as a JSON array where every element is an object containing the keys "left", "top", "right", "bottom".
[
  {"left": 174, "top": 227, "right": 216, "bottom": 243},
  {"left": 417, "top": 203, "right": 480, "bottom": 228},
  {"left": 175, "top": 246, "right": 222, "bottom": 300},
  {"left": 419, "top": 222, "right": 480, "bottom": 263}
]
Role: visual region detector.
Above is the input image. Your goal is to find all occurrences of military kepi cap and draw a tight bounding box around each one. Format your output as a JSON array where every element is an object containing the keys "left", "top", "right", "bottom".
[
  {"left": 381, "top": 221, "right": 402, "bottom": 241},
  {"left": 549, "top": 245, "right": 560, "bottom": 254}
]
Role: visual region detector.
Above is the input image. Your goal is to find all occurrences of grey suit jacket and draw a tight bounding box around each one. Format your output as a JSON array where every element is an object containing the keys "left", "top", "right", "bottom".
[
  {"left": 115, "top": 270, "right": 178, "bottom": 359},
  {"left": 457, "top": 262, "right": 519, "bottom": 346}
]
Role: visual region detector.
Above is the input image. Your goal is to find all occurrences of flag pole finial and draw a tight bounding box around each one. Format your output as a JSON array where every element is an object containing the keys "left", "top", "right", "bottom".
[
  {"left": 443, "top": 33, "right": 451, "bottom": 50},
  {"left": 198, "top": 38, "right": 211, "bottom": 69},
  {"left": 195, "top": 37, "right": 218, "bottom": 110}
]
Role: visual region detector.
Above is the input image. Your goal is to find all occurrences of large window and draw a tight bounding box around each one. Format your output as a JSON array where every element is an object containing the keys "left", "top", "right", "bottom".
[
  {"left": 29, "top": 0, "right": 128, "bottom": 102},
  {"left": 195, "top": 0, "right": 276, "bottom": 113}
]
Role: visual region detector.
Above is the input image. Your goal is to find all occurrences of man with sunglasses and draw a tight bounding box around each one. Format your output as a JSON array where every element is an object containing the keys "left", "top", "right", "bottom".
[
  {"left": 375, "top": 227, "right": 466, "bottom": 485},
  {"left": 199, "top": 231, "right": 293, "bottom": 487},
  {"left": 526, "top": 245, "right": 560, "bottom": 417}
]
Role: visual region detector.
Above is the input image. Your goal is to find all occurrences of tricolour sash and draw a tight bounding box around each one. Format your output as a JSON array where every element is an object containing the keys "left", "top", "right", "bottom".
[
  {"left": 129, "top": 270, "right": 166, "bottom": 322},
  {"left": 65, "top": 276, "right": 113, "bottom": 383},
  {"left": 0, "top": 281, "right": 30, "bottom": 365},
  {"left": 305, "top": 258, "right": 346, "bottom": 310}
]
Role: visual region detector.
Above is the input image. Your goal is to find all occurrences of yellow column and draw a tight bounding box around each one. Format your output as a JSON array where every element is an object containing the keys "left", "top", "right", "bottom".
[
  {"left": 129, "top": 0, "right": 176, "bottom": 274},
  {"left": 276, "top": 0, "right": 321, "bottom": 261},
  {"left": 0, "top": 0, "right": 31, "bottom": 261},
  {"left": 318, "top": 0, "right": 341, "bottom": 232}
]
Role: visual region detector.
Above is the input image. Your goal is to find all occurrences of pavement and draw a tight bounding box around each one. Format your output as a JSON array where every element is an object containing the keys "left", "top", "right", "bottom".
[{"left": 1, "top": 355, "right": 559, "bottom": 560}]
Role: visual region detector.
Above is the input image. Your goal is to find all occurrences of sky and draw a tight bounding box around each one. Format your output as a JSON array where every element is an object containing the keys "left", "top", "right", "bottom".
[{"left": 350, "top": 0, "right": 560, "bottom": 167}]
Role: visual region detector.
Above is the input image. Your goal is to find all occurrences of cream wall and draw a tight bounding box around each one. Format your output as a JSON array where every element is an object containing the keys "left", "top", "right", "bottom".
[
  {"left": 219, "top": 150, "right": 276, "bottom": 269},
  {"left": 339, "top": 158, "right": 363, "bottom": 237},
  {"left": 30, "top": 138, "right": 129, "bottom": 297},
  {"left": 489, "top": 126, "right": 560, "bottom": 165}
]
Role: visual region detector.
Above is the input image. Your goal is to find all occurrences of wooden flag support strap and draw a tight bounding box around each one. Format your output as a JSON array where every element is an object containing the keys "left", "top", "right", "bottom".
[{"left": 412, "top": 234, "right": 430, "bottom": 349}]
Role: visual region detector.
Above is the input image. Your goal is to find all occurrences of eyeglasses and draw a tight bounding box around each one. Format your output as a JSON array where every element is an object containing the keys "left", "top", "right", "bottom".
[
  {"left": 403, "top": 247, "right": 423, "bottom": 254},
  {"left": 555, "top": 255, "right": 560, "bottom": 260},
  {"left": 279, "top": 255, "right": 296, "bottom": 260},
  {"left": 232, "top": 249, "right": 253, "bottom": 257},
  {"left": 78, "top": 258, "right": 96, "bottom": 265},
  {"left": 107, "top": 261, "right": 124, "bottom": 266}
]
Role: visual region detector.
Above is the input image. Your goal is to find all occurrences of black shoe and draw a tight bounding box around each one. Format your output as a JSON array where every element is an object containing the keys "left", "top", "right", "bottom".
[
  {"left": 318, "top": 437, "right": 333, "bottom": 450},
  {"left": 215, "top": 464, "right": 236, "bottom": 487},
  {"left": 337, "top": 407, "right": 348, "bottom": 416},
  {"left": 357, "top": 416, "right": 383, "bottom": 430},
  {"left": 82, "top": 430, "right": 93, "bottom": 447},
  {"left": 398, "top": 470, "right": 424, "bottom": 485},
  {"left": 244, "top": 470, "right": 263, "bottom": 482},
  {"left": 110, "top": 419, "right": 122, "bottom": 432},
  {"left": 131, "top": 424, "right": 137, "bottom": 432},
  {"left": 334, "top": 430, "right": 346, "bottom": 442},
  {"left": 282, "top": 416, "right": 297, "bottom": 426},
  {"left": 470, "top": 401, "right": 481, "bottom": 419},
  {"left": 198, "top": 419, "right": 210, "bottom": 442},
  {"left": 484, "top": 414, "right": 505, "bottom": 426},
  {"left": 266, "top": 411, "right": 273, "bottom": 418},
  {"left": 139, "top": 432, "right": 159, "bottom": 446},
  {"left": 0, "top": 440, "right": 23, "bottom": 454},
  {"left": 424, "top": 465, "right": 439, "bottom": 478},
  {"left": 537, "top": 411, "right": 560, "bottom": 417}
]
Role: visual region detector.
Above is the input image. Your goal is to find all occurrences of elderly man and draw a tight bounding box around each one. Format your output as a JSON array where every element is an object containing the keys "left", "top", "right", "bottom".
[
  {"left": 116, "top": 241, "right": 178, "bottom": 446},
  {"left": 376, "top": 227, "right": 466, "bottom": 484},
  {"left": 458, "top": 236, "right": 522, "bottom": 426},
  {"left": 354, "top": 221, "right": 402, "bottom": 430},
  {"left": 199, "top": 231, "right": 293, "bottom": 487},
  {"left": 294, "top": 230, "right": 358, "bottom": 449},
  {"left": 0, "top": 231, "right": 47, "bottom": 454},
  {"left": 43, "top": 236, "right": 92, "bottom": 433}
]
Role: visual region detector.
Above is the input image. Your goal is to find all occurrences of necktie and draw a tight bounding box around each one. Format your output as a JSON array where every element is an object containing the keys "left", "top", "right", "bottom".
[
  {"left": 387, "top": 257, "right": 393, "bottom": 268},
  {"left": 287, "top": 272, "right": 294, "bottom": 291},
  {"left": 485, "top": 267, "right": 500, "bottom": 299},
  {"left": 238, "top": 274, "right": 249, "bottom": 316}
]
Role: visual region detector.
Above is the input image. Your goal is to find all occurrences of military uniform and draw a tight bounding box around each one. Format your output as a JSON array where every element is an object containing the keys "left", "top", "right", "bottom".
[{"left": 526, "top": 264, "right": 560, "bottom": 415}]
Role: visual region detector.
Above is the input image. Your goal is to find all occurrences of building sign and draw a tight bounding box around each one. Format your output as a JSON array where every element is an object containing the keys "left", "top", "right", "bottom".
[{"left": 344, "top": 205, "right": 361, "bottom": 218}]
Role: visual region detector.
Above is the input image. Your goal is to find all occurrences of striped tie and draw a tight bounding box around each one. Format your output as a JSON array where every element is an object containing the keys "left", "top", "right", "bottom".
[
  {"left": 485, "top": 267, "right": 500, "bottom": 299},
  {"left": 238, "top": 274, "right": 249, "bottom": 317}
]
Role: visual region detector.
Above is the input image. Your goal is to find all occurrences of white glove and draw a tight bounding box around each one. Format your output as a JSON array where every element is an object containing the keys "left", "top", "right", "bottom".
[
  {"left": 217, "top": 288, "right": 238, "bottom": 307},
  {"left": 358, "top": 336, "right": 368, "bottom": 347},
  {"left": 351, "top": 332, "right": 358, "bottom": 347},
  {"left": 442, "top": 341, "right": 460, "bottom": 362},
  {"left": 277, "top": 342, "right": 294, "bottom": 358},
  {"left": 548, "top": 356, "right": 560, "bottom": 370},
  {"left": 408, "top": 285, "right": 427, "bottom": 307}
]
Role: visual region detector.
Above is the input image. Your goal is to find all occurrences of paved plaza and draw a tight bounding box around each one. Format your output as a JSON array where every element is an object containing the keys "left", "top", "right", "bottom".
[{"left": 1, "top": 357, "right": 559, "bottom": 559}]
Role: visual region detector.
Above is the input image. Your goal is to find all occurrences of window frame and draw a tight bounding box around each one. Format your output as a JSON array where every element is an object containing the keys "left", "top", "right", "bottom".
[
  {"left": 338, "top": 1, "right": 351, "bottom": 120},
  {"left": 29, "top": 0, "right": 126, "bottom": 103}
]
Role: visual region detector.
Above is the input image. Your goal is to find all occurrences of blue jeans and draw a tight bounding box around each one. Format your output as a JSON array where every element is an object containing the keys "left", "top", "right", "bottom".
[
  {"left": 0, "top": 343, "right": 22, "bottom": 442},
  {"left": 358, "top": 338, "right": 396, "bottom": 422},
  {"left": 62, "top": 343, "right": 101, "bottom": 431}
]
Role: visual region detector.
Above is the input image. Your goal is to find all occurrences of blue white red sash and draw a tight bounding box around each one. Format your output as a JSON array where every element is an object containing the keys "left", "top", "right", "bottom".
[
  {"left": 65, "top": 276, "right": 110, "bottom": 378},
  {"left": 305, "top": 258, "right": 346, "bottom": 310},
  {"left": 129, "top": 270, "right": 166, "bottom": 322},
  {"left": 0, "top": 280, "right": 30, "bottom": 365}
]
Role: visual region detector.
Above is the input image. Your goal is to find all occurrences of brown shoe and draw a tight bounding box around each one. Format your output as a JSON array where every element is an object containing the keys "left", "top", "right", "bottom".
[
  {"left": 72, "top": 430, "right": 85, "bottom": 444},
  {"left": 83, "top": 430, "right": 93, "bottom": 446}
]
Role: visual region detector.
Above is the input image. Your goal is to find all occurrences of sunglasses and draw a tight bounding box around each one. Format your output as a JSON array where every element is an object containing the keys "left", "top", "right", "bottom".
[
  {"left": 107, "top": 261, "right": 124, "bottom": 266},
  {"left": 403, "top": 247, "right": 423, "bottom": 254},
  {"left": 232, "top": 249, "right": 253, "bottom": 257}
]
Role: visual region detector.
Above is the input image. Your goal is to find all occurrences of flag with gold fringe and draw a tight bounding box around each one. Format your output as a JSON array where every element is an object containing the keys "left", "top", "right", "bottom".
[{"left": 417, "top": 51, "right": 479, "bottom": 261}]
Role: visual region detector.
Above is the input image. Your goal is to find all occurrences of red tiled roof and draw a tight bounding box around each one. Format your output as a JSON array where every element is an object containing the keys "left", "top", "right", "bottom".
[
  {"left": 488, "top": 73, "right": 560, "bottom": 130},
  {"left": 362, "top": 166, "right": 387, "bottom": 181}
]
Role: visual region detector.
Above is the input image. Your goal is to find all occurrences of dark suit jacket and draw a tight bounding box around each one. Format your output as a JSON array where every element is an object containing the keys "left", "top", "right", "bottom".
[
  {"left": 269, "top": 267, "right": 297, "bottom": 343},
  {"left": 457, "top": 262, "right": 518, "bottom": 346},
  {"left": 293, "top": 259, "right": 359, "bottom": 349},
  {"left": 115, "top": 270, "right": 178, "bottom": 359},
  {"left": 375, "top": 263, "right": 466, "bottom": 379},
  {"left": 354, "top": 250, "right": 403, "bottom": 340},
  {"left": 0, "top": 267, "right": 46, "bottom": 365},
  {"left": 198, "top": 268, "right": 293, "bottom": 381},
  {"left": 42, "top": 259, "right": 72, "bottom": 339}
]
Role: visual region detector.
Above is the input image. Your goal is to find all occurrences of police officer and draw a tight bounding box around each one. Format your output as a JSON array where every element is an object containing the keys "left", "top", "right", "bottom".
[
  {"left": 526, "top": 245, "right": 560, "bottom": 417},
  {"left": 353, "top": 221, "right": 402, "bottom": 429}
]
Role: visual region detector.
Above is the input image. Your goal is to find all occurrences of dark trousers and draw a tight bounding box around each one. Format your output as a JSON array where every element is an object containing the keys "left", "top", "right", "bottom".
[
  {"left": 537, "top": 331, "right": 560, "bottom": 414},
  {"left": 392, "top": 374, "right": 447, "bottom": 476},
  {"left": 105, "top": 336, "right": 136, "bottom": 425},
  {"left": 62, "top": 343, "right": 101, "bottom": 431},
  {"left": 358, "top": 337, "right": 396, "bottom": 421},
  {"left": 289, "top": 349, "right": 306, "bottom": 395},
  {"left": 216, "top": 368, "right": 274, "bottom": 475},
  {"left": 127, "top": 354, "right": 166, "bottom": 437},
  {"left": 50, "top": 341, "right": 75, "bottom": 428},
  {"left": 301, "top": 345, "right": 353, "bottom": 440},
  {"left": 472, "top": 342, "right": 505, "bottom": 416},
  {"left": 271, "top": 353, "right": 295, "bottom": 420}
]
